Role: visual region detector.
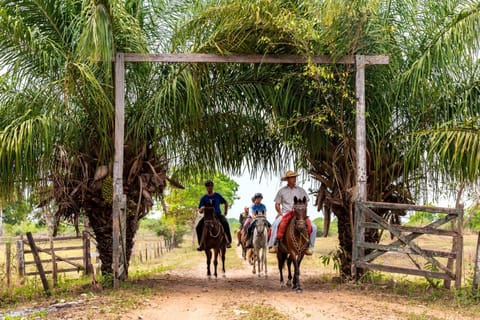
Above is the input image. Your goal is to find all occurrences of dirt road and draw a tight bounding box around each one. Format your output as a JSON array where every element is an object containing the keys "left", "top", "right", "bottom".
[
  {"left": 4, "top": 239, "right": 479, "bottom": 319},
  {"left": 114, "top": 247, "right": 473, "bottom": 320}
]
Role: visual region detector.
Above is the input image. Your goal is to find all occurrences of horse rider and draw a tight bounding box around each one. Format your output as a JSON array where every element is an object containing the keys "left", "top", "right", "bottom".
[
  {"left": 237, "top": 206, "right": 250, "bottom": 246},
  {"left": 268, "top": 170, "right": 316, "bottom": 255},
  {"left": 196, "top": 180, "right": 232, "bottom": 251},
  {"left": 245, "top": 193, "right": 271, "bottom": 248}
]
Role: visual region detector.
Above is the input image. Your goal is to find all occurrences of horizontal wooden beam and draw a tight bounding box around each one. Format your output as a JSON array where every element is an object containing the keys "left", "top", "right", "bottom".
[
  {"left": 359, "top": 241, "right": 456, "bottom": 259},
  {"left": 360, "top": 201, "right": 462, "bottom": 215},
  {"left": 362, "top": 222, "right": 459, "bottom": 236},
  {"left": 121, "top": 53, "right": 389, "bottom": 65},
  {"left": 356, "top": 261, "right": 453, "bottom": 280}
]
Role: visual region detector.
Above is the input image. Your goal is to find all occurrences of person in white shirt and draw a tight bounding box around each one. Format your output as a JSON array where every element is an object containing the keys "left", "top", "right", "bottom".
[{"left": 268, "top": 170, "right": 316, "bottom": 255}]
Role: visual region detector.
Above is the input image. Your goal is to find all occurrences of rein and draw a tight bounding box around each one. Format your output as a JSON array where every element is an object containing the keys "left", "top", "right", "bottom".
[
  {"left": 289, "top": 206, "right": 309, "bottom": 254},
  {"left": 205, "top": 218, "right": 223, "bottom": 238}
]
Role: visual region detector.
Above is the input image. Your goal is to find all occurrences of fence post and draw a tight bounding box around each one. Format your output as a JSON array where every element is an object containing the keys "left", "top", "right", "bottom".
[
  {"left": 50, "top": 235, "right": 57, "bottom": 287},
  {"left": 16, "top": 237, "right": 25, "bottom": 280},
  {"left": 83, "top": 231, "right": 93, "bottom": 275},
  {"left": 6, "top": 242, "right": 11, "bottom": 287},
  {"left": 473, "top": 231, "right": 480, "bottom": 293}
]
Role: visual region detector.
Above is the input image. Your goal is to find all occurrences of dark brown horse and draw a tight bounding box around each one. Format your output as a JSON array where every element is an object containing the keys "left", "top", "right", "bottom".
[
  {"left": 200, "top": 204, "right": 227, "bottom": 279},
  {"left": 277, "top": 196, "right": 309, "bottom": 292}
]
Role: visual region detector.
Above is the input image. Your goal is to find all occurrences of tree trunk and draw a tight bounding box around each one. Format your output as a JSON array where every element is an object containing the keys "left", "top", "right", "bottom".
[{"left": 335, "top": 207, "right": 353, "bottom": 278}]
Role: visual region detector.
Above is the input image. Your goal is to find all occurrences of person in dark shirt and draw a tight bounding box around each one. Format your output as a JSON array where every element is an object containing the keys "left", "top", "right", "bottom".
[{"left": 196, "top": 180, "right": 232, "bottom": 251}]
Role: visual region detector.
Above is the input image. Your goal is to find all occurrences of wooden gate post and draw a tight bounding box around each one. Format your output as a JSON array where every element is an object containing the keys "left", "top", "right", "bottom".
[
  {"left": 5, "top": 242, "right": 11, "bottom": 287},
  {"left": 83, "top": 231, "right": 93, "bottom": 275},
  {"left": 473, "top": 231, "right": 480, "bottom": 293},
  {"left": 16, "top": 238, "right": 25, "bottom": 279}
]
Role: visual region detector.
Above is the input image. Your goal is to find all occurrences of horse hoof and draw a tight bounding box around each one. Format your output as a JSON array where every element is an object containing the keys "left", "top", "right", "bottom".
[
  {"left": 280, "top": 282, "right": 285, "bottom": 288},
  {"left": 296, "top": 288, "right": 303, "bottom": 293}
]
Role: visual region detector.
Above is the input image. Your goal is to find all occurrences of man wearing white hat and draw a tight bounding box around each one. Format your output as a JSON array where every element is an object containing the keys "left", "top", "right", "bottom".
[{"left": 268, "top": 170, "right": 316, "bottom": 255}]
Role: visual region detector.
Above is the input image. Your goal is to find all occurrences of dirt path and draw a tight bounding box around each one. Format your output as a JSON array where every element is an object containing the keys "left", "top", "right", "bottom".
[{"left": 115, "top": 247, "right": 473, "bottom": 320}]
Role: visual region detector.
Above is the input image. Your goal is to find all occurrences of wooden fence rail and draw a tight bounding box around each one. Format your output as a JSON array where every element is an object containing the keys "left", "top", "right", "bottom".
[{"left": 1, "top": 233, "right": 170, "bottom": 289}]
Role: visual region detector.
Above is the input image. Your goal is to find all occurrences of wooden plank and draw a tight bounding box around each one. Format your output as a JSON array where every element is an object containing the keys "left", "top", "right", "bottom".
[
  {"left": 22, "top": 235, "right": 81, "bottom": 243},
  {"left": 25, "top": 257, "right": 83, "bottom": 265},
  {"left": 25, "top": 245, "right": 83, "bottom": 253},
  {"left": 362, "top": 201, "right": 462, "bottom": 215},
  {"left": 122, "top": 53, "right": 389, "bottom": 65},
  {"left": 25, "top": 267, "right": 81, "bottom": 276},
  {"left": 357, "top": 261, "right": 452, "bottom": 280},
  {"left": 361, "top": 206, "right": 455, "bottom": 279},
  {"left": 26, "top": 232, "right": 50, "bottom": 296},
  {"left": 28, "top": 245, "right": 84, "bottom": 269},
  {"left": 359, "top": 242, "right": 456, "bottom": 258},
  {"left": 361, "top": 222, "right": 458, "bottom": 237}
]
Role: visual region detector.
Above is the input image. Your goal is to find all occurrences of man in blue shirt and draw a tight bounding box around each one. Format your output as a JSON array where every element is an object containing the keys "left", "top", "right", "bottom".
[{"left": 196, "top": 180, "right": 232, "bottom": 251}]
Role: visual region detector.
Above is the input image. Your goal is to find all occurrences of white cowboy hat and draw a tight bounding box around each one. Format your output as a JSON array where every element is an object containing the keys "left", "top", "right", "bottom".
[{"left": 281, "top": 170, "right": 299, "bottom": 181}]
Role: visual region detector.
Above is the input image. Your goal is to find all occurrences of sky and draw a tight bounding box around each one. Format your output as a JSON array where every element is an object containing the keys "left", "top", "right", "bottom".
[{"left": 229, "top": 173, "right": 323, "bottom": 223}]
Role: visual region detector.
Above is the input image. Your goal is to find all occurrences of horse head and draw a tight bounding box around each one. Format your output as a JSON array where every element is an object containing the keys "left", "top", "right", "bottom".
[
  {"left": 203, "top": 202, "right": 216, "bottom": 222},
  {"left": 293, "top": 196, "right": 308, "bottom": 232}
]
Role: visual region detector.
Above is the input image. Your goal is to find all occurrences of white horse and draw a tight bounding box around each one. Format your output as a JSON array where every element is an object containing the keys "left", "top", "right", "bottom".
[{"left": 252, "top": 214, "right": 268, "bottom": 277}]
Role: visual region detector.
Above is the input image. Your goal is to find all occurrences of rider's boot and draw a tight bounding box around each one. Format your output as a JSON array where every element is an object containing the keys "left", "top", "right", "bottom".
[
  {"left": 269, "top": 239, "right": 279, "bottom": 253},
  {"left": 305, "top": 248, "right": 313, "bottom": 255},
  {"left": 197, "top": 244, "right": 204, "bottom": 251}
]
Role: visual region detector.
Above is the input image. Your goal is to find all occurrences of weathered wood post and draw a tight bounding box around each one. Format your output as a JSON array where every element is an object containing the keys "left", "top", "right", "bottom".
[
  {"left": 113, "top": 52, "right": 127, "bottom": 288},
  {"left": 26, "top": 232, "right": 50, "bottom": 296},
  {"left": 352, "top": 55, "right": 367, "bottom": 280},
  {"left": 16, "top": 237, "right": 25, "bottom": 280},
  {"left": 83, "top": 231, "right": 93, "bottom": 275},
  {"left": 5, "top": 242, "right": 11, "bottom": 287},
  {"left": 473, "top": 232, "right": 480, "bottom": 293}
]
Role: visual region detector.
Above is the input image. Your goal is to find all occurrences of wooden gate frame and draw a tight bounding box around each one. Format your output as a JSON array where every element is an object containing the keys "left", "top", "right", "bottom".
[
  {"left": 352, "top": 201, "right": 463, "bottom": 289},
  {"left": 113, "top": 53, "right": 388, "bottom": 288}
]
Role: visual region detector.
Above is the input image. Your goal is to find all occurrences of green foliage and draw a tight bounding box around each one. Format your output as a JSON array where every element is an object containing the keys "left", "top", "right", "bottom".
[
  {"left": 2, "top": 199, "right": 33, "bottom": 225},
  {"left": 319, "top": 248, "right": 342, "bottom": 272},
  {"left": 464, "top": 205, "right": 480, "bottom": 231},
  {"left": 145, "top": 215, "right": 188, "bottom": 247},
  {"left": 163, "top": 172, "right": 239, "bottom": 223},
  {"left": 3, "top": 221, "right": 42, "bottom": 236},
  {"left": 405, "top": 211, "right": 438, "bottom": 226},
  {"left": 313, "top": 216, "right": 338, "bottom": 236}
]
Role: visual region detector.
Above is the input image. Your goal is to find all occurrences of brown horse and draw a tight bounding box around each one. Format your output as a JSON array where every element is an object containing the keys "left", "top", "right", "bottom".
[
  {"left": 277, "top": 196, "right": 309, "bottom": 292},
  {"left": 200, "top": 204, "right": 227, "bottom": 279}
]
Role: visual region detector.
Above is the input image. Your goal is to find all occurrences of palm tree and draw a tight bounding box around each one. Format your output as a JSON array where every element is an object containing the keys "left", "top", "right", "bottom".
[
  {"left": 174, "top": 0, "right": 480, "bottom": 277},
  {"left": 0, "top": 0, "right": 285, "bottom": 278}
]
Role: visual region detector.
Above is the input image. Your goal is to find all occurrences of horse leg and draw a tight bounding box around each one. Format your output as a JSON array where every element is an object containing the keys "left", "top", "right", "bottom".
[
  {"left": 277, "top": 253, "right": 286, "bottom": 287},
  {"left": 294, "top": 255, "right": 304, "bottom": 292},
  {"left": 263, "top": 244, "right": 268, "bottom": 278},
  {"left": 256, "top": 247, "right": 261, "bottom": 277},
  {"left": 221, "top": 246, "right": 226, "bottom": 277},
  {"left": 252, "top": 246, "right": 257, "bottom": 274},
  {"left": 213, "top": 248, "right": 219, "bottom": 279},
  {"left": 206, "top": 250, "right": 212, "bottom": 279},
  {"left": 286, "top": 256, "right": 293, "bottom": 287}
]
